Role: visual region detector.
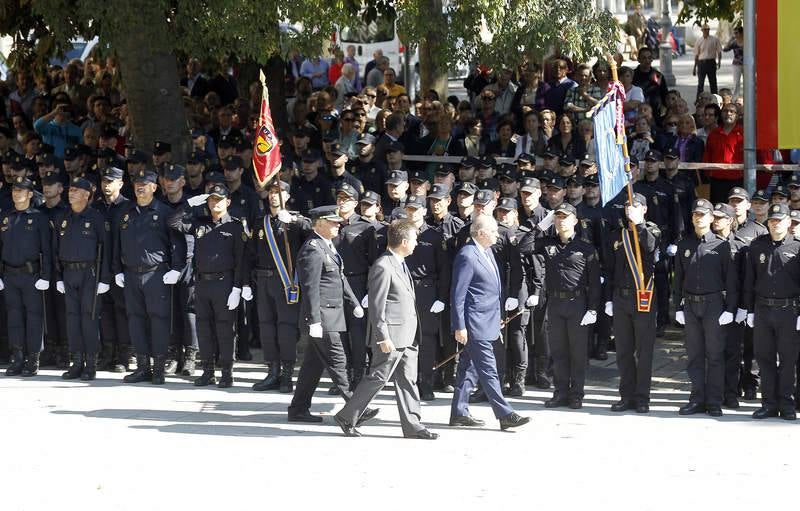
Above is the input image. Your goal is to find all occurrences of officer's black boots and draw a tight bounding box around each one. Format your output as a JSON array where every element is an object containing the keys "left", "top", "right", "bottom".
[
  {"left": 535, "top": 356, "right": 551, "bottom": 389},
  {"left": 123, "top": 356, "right": 152, "bottom": 383},
  {"left": 279, "top": 361, "right": 294, "bottom": 393},
  {"left": 5, "top": 349, "right": 25, "bottom": 376},
  {"left": 181, "top": 347, "right": 197, "bottom": 377},
  {"left": 252, "top": 361, "right": 280, "bottom": 391},
  {"left": 110, "top": 344, "right": 128, "bottom": 373},
  {"left": 509, "top": 369, "right": 525, "bottom": 397},
  {"left": 194, "top": 360, "right": 216, "bottom": 386},
  {"left": 218, "top": 361, "right": 234, "bottom": 388},
  {"left": 97, "top": 344, "right": 113, "bottom": 371},
  {"left": 151, "top": 355, "right": 166, "bottom": 385},
  {"left": 81, "top": 353, "right": 97, "bottom": 381},
  {"left": 62, "top": 353, "right": 84, "bottom": 380},
  {"left": 21, "top": 352, "right": 40, "bottom": 377}
]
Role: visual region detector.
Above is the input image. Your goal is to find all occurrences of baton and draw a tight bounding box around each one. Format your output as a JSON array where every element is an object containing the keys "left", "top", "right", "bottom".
[{"left": 432, "top": 307, "right": 525, "bottom": 371}]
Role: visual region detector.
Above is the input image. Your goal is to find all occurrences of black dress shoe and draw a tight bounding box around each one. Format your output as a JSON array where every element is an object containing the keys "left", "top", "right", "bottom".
[
  {"left": 356, "top": 407, "right": 379, "bottom": 426},
  {"left": 723, "top": 397, "right": 740, "bottom": 409},
  {"left": 679, "top": 402, "right": 706, "bottom": 415},
  {"left": 743, "top": 389, "right": 757, "bottom": 401},
  {"left": 405, "top": 429, "right": 438, "bottom": 440},
  {"left": 334, "top": 415, "right": 362, "bottom": 437},
  {"left": 449, "top": 415, "right": 485, "bottom": 427},
  {"left": 781, "top": 409, "right": 797, "bottom": 421},
  {"left": 635, "top": 403, "right": 649, "bottom": 414},
  {"left": 288, "top": 410, "right": 324, "bottom": 423},
  {"left": 610, "top": 400, "right": 635, "bottom": 412},
  {"left": 421, "top": 390, "right": 435, "bottom": 401},
  {"left": 499, "top": 412, "right": 531, "bottom": 430},
  {"left": 544, "top": 397, "right": 569, "bottom": 408},
  {"left": 706, "top": 406, "right": 723, "bottom": 417},
  {"left": 568, "top": 398, "right": 583, "bottom": 409},
  {"left": 752, "top": 407, "right": 779, "bottom": 420}
]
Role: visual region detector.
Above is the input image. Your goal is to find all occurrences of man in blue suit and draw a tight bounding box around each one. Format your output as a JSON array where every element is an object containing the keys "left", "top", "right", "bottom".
[{"left": 449, "top": 215, "right": 531, "bottom": 430}]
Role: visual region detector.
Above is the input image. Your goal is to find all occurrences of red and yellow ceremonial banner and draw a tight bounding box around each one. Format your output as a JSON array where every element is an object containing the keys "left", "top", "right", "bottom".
[
  {"left": 757, "top": 0, "right": 800, "bottom": 149},
  {"left": 252, "top": 70, "right": 282, "bottom": 187}
]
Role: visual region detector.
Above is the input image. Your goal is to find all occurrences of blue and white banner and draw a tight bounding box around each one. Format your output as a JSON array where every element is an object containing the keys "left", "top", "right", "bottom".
[{"left": 593, "top": 91, "right": 628, "bottom": 206}]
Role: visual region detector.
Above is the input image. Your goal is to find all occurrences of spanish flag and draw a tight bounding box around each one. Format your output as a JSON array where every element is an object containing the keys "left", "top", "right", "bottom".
[
  {"left": 757, "top": 0, "right": 800, "bottom": 149},
  {"left": 251, "top": 70, "right": 282, "bottom": 187}
]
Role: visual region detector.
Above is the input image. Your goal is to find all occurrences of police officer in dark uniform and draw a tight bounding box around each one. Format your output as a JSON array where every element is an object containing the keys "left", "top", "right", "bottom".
[
  {"left": 382, "top": 170, "right": 409, "bottom": 216},
  {"left": 248, "top": 180, "right": 311, "bottom": 393},
  {"left": 604, "top": 192, "right": 660, "bottom": 413},
  {"left": 287, "top": 205, "right": 378, "bottom": 424},
  {"left": 184, "top": 150, "right": 207, "bottom": 198},
  {"left": 427, "top": 183, "right": 464, "bottom": 241},
  {"left": 352, "top": 134, "right": 383, "bottom": 194},
  {"left": 743, "top": 203, "right": 800, "bottom": 420},
  {"left": 291, "top": 150, "right": 333, "bottom": 216},
  {"left": 0, "top": 177, "right": 53, "bottom": 377},
  {"left": 454, "top": 182, "right": 478, "bottom": 222},
  {"left": 54, "top": 176, "right": 112, "bottom": 381},
  {"left": 662, "top": 147, "right": 696, "bottom": 230},
  {"left": 169, "top": 183, "right": 246, "bottom": 388},
  {"left": 114, "top": 170, "right": 186, "bottom": 385},
  {"left": 530, "top": 202, "right": 601, "bottom": 408},
  {"left": 328, "top": 142, "right": 364, "bottom": 201},
  {"left": 673, "top": 199, "right": 738, "bottom": 417}
]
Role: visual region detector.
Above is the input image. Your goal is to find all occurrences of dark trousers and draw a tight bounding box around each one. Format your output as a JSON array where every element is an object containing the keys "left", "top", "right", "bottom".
[
  {"left": 44, "top": 285, "right": 67, "bottom": 351},
  {"left": 255, "top": 273, "right": 299, "bottom": 363},
  {"left": 4, "top": 272, "right": 43, "bottom": 354},
  {"left": 451, "top": 338, "right": 514, "bottom": 419},
  {"left": 753, "top": 303, "right": 799, "bottom": 410},
  {"left": 526, "top": 302, "right": 550, "bottom": 372},
  {"left": 741, "top": 325, "right": 758, "bottom": 391},
  {"left": 505, "top": 312, "right": 528, "bottom": 375},
  {"left": 654, "top": 259, "right": 669, "bottom": 328},
  {"left": 63, "top": 268, "right": 100, "bottom": 355},
  {"left": 289, "top": 331, "right": 353, "bottom": 415},
  {"left": 683, "top": 295, "right": 726, "bottom": 406},
  {"left": 613, "top": 291, "right": 657, "bottom": 404},
  {"left": 171, "top": 280, "right": 198, "bottom": 350},
  {"left": 415, "top": 280, "right": 443, "bottom": 392},
  {"left": 723, "top": 322, "right": 744, "bottom": 401},
  {"left": 696, "top": 59, "right": 718, "bottom": 96},
  {"left": 235, "top": 300, "right": 254, "bottom": 356},
  {"left": 195, "top": 276, "right": 236, "bottom": 364},
  {"left": 100, "top": 284, "right": 129, "bottom": 352},
  {"left": 123, "top": 268, "right": 170, "bottom": 357},
  {"left": 546, "top": 296, "right": 588, "bottom": 400},
  {"left": 342, "top": 274, "right": 368, "bottom": 372}
]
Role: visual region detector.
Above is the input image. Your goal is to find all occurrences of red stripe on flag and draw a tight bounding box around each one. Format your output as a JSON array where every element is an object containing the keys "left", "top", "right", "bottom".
[{"left": 757, "top": 0, "right": 779, "bottom": 149}]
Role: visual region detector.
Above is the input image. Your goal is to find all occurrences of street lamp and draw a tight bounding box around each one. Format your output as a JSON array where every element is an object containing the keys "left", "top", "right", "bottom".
[{"left": 659, "top": 0, "right": 676, "bottom": 86}]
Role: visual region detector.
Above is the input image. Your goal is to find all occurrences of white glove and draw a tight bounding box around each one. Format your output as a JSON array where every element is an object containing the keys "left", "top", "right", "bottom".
[
  {"left": 430, "top": 300, "right": 445, "bottom": 313},
  {"left": 277, "top": 209, "right": 294, "bottom": 224},
  {"left": 504, "top": 297, "right": 519, "bottom": 311},
  {"left": 797, "top": 316, "right": 800, "bottom": 331},
  {"left": 56, "top": 281, "right": 65, "bottom": 294},
  {"left": 746, "top": 313, "right": 754, "bottom": 328},
  {"left": 675, "top": 310, "right": 685, "bottom": 325},
  {"left": 115, "top": 273, "right": 125, "bottom": 288},
  {"left": 162, "top": 269, "right": 181, "bottom": 285},
  {"left": 353, "top": 306, "right": 364, "bottom": 318},
  {"left": 227, "top": 287, "right": 242, "bottom": 310},
  {"left": 579, "top": 310, "right": 597, "bottom": 326},
  {"left": 97, "top": 282, "right": 110, "bottom": 295},
  {"left": 604, "top": 301, "right": 613, "bottom": 317},
  {"left": 34, "top": 279, "right": 50, "bottom": 291},
  {"left": 241, "top": 286, "right": 253, "bottom": 301},
  {"left": 735, "top": 308, "right": 748, "bottom": 324},
  {"left": 187, "top": 194, "right": 209, "bottom": 207},
  {"left": 600, "top": 276, "right": 605, "bottom": 284},
  {"left": 537, "top": 210, "right": 555, "bottom": 231},
  {"left": 666, "top": 244, "right": 678, "bottom": 257},
  {"left": 0, "top": 278, "right": 4, "bottom": 290},
  {"left": 654, "top": 248, "right": 660, "bottom": 263},
  {"left": 309, "top": 322, "right": 323, "bottom": 338},
  {"left": 625, "top": 205, "right": 645, "bottom": 225},
  {"left": 360, "top": 294, "right": 369, "bottom": 308},
  {"left": 526, "top": 295, "right": 539, "bottom": 307},
  {"left": 718, "top": 311, "right": 734, "bottom": 326}
]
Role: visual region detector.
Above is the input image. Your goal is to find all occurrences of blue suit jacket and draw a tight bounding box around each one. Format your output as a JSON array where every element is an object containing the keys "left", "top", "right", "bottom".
[{"left": 450, "top": 242, "right": 502, "bottom": 342}]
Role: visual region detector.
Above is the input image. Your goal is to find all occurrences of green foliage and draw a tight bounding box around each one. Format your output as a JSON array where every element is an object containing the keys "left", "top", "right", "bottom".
[{"left": 677, "top": 0, "right": 744, "bottom": 25}]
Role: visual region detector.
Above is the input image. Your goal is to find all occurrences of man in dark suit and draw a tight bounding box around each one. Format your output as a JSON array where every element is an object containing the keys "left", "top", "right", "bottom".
[
  {"left": 449, "top": 215, "right": 531, "bottom": 430},
  {"left": 334, "top": 219, "right": 438, "bottom": 439}
]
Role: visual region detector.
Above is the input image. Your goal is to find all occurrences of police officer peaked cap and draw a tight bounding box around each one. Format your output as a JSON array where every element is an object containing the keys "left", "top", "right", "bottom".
[
  {"left": 11, "top": 176, "right": 34, "bottom": 190},
  {"left": 692, "top": 198, "right": 713, "bottom": 213},
  {"left": 309, "top": 205, "right": 344, "bottom": 222}
]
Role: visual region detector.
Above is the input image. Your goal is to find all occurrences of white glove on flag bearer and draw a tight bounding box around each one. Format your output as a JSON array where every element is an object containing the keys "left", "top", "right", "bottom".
[{"left": 227, "top": 287, "right": 242, "bottom": 310}]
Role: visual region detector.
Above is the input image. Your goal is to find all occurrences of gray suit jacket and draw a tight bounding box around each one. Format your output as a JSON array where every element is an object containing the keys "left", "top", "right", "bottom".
[{"left": 368, "top": 251, "right": 420, "bottom": 348}]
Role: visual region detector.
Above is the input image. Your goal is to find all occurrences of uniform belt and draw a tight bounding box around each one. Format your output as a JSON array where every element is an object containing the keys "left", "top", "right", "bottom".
[
  {"left": 197, "top": 271, "right": 231, "bottom": 281},
  {"left": 125, "top": 263, "right": 167, "bottom": 274},
  {"left": 345, "top": 273, "right": 367, "bottom": 278},
  {"left": 756, "top": 296, "right": 797, "bottom": 307},
  {"left": 684, "top": 292, "right": 723, "bottom": 303},
  {"left": 62, "top": 261, "right": 92, "bottom": 271},
  {"left": 253, "top": 268, "right": 277, "bottom": 278},
  {"left": 548, "top": 289, "right": 584, "bottom": 299},
  {"left": 3, "top": 261, "right": 40, "bottom": 274}
]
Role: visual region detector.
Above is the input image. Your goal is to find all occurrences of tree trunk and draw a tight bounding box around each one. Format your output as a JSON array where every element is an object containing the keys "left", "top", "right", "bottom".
[
  {"left": 418, "top": 0, "right": 448, "bottom": 100},
  {"left": 114, "top": 15, "right": 189, "bottom": 163}
]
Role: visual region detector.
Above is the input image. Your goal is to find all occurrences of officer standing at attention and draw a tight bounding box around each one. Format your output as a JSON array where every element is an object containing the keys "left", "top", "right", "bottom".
[
  {"left": 530, "top": 202, "right": 601, "bottom": 408},
  {"left": 169, "top": 183, "right": 245, "bottom": 388},
  {"left": 604, "top": 193, "right": 660, "bottom": 413},
  {"left": 743, "top": 203, "right": 800, "bottom": 420},
  {"left": 1, "top": 177, "right": 53, "bottom": 377},
  {"left": 287, "top": 205, "right": 379, "bottom": 424},
  {"left": 248, "top": 180, "right": 311, "bottom": 393},
  {"left": 114, "top": 170, "right": 186, "bottom": 385},
  {"left": 673, "top": 199, "right": 738, "bottom": 417},
  {"left": 55, "top": 176, "right": 112, "bottom": 381}
]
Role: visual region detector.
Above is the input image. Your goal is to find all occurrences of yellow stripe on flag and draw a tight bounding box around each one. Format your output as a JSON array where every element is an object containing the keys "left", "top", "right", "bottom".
[{"left": 778, "top": 0, "right": 800, "bottom": 148}]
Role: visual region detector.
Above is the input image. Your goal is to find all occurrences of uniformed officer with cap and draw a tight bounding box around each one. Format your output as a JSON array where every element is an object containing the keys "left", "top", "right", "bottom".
[
  {"left": 352, "top": 134, "right": 383, "bottom": 194},
  {"left": 529, "top": 202, "right": 601, "bottom": 408},
  {"left": 771, "top": 185, "right": 789, "bottom": 205},
  {"left": 542, "top": 175, "right": 567, "bottom": 210},
  {"left": 515, "top": 153, "right": 536, "bottom": 175},
  {"left": 184, "top": 150, "right": 207, "bottom": 197},
  {"left": 673, "top": 199, "right": 738, "bottom": 416},
  {"left": 427, "top": 183, "right": 464, "bottom": 241},
  {"left": 288, "top": 205, "right": 379, "bottom": 424},
  {"left": 408, "top": 169, "right": 430, "bottom": 198},
  {"left": 743, "top": 203, "right": 800, "bottom": 420},
  {"left": 54, "top": 176, "right": 113, "bottom": 381},
  {"left": 328, "top": 142, "right": 365, "bottom": 200},
  {"left": 662, "top": 146, "right": 696, "bottom": 230},
  {"left": 169, "top": 183, "right": 246, "bottom": 388},
  {"left": 292, "top": 150, "right": 334, "bottom": 216},
  {"left": 497, "top": 163, "right": 519, "bottom": 199},
  {"left": 152, "top": 141, "right": 172, "bottom": 167},
  {"left": 113, "top": 170, "right": 186, "bottom": 385},
  {"left": 0, "top": 177, "right": 53, "bottom": 377},
  {"left": 382, "top": 169, "right": 409, "bottom": 215},
  {"left": 786, "top": 173, "right": 800, "bottom": 210},
  {"left": 454, "top": 182, "right": 478, "bottom": 221},
  {"left": 557, "top": 154, "right": 577, "bottom": 178},
  {"left": 248, "top": 180, "right": 312, "bottom": 393}
]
